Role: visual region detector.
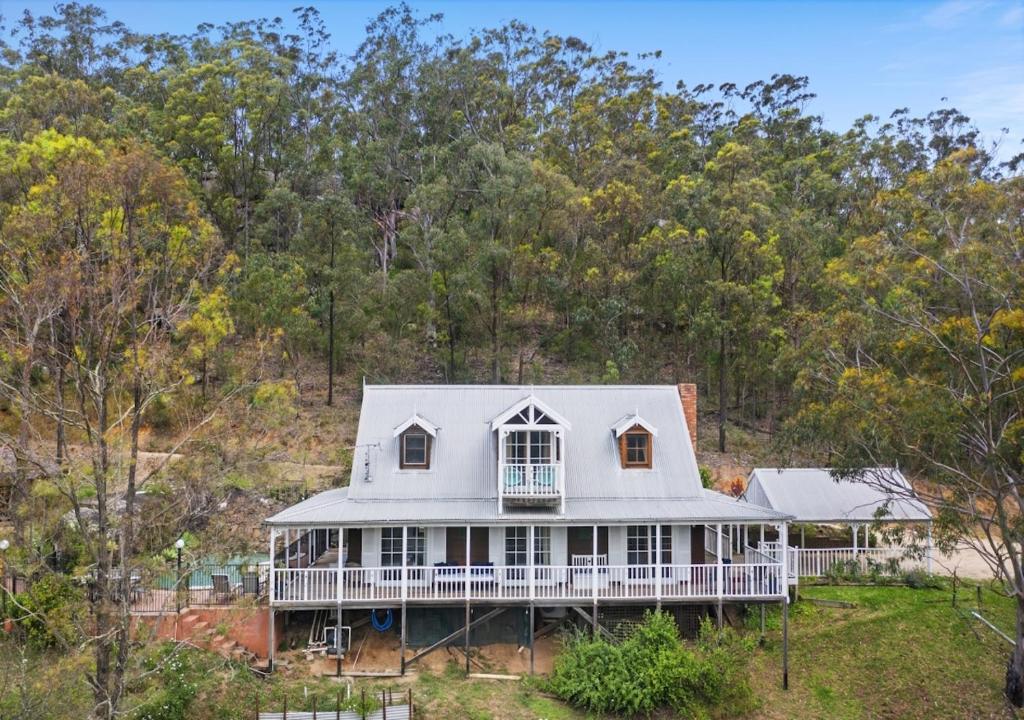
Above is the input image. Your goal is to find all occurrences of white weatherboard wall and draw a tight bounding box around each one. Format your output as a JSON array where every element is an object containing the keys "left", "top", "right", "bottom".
[
  {"left": 672, "top": 525, "right": 691, "bottom": 564},
  {"left": 608, "top": 526, "right": 626, "bottom": 565},
  {"left": 551, "top": 527, "right": 567, "bottom": 565},
  {"left": 426, "top": 527, "right": 445, "bottom": 565},
  {"left": 489, "top": 527, "right": 504, "bottom": 564},
  {"left": 363, "top": 528, "right": 380, "bottom": 568}
]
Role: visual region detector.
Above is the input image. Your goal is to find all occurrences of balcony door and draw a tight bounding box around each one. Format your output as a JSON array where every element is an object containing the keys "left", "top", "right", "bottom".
[
  {"left": 445, "top": 527, "right": 489, "bottom": 565},
  {"left": 505, "top": 431, "right": 555, "bottom": 465},
  {"left": 566, "top": 526, "right": 608, "bottom": 562}
]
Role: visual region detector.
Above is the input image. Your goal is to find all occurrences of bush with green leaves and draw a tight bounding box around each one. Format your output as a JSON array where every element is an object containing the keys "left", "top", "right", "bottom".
[
  {"left": 131, "top": 645, "right": 201, "bottom": 720},
  {"left": 699, "top": 465, "right": 714, "bottom": 489},
  {"left": 902, "top": 569, "right": 943, "bottom": 589},
  {"left": 14, "top": 574, "right": 84, "bottom": 650},
  {"left": 548, "top": 611, "right": 754, "bottom": 717}
]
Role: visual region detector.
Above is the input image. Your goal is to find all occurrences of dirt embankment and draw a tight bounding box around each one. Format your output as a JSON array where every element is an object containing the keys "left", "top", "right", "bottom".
[{"left": 299, "top": 625, "right": 560, "bottom": 677}]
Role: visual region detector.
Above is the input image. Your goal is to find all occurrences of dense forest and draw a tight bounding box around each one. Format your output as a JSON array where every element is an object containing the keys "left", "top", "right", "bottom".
[
  {"left": 0, "top": 3, "right": 1022, "bottom": 716},
  {"left": 2, "top": 4, "right": 1018, "bottom": 448}
]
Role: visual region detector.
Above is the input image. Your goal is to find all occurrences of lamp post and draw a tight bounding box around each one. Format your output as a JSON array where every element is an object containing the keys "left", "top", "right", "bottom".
[
  {"left": 175, "top": 538, "right": 185, "bottom": 613},
  {"left": 0, "top": 539, "right": 9, "bottom": 618}
]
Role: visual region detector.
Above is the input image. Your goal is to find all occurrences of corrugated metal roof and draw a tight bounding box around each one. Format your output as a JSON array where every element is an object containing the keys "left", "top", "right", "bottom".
[
  {"left": 745, "top": 468, "right": 932, "bottom": 523},
  {"left": 264, "top": 384, "right": 792, "bottom": 526},
  {"left": 265, "top": 488, "right": 790, "bottom": 526},
  {"left": 346, "top": 385, "right": 706, "bottom": 503}
]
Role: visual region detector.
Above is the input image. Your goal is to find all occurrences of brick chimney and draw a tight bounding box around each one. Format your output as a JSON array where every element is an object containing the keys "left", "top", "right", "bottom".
[{"left": 677, "top": 383, "right": 698, "bottom": 452}]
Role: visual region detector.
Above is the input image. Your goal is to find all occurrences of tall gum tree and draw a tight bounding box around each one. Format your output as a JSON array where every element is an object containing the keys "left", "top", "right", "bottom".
[
  {"left": 0, "top": 131, "right": 227, "bottom": 719},
  {"left": 788, "top": 147, "right": 1024, "bottom": 705}
]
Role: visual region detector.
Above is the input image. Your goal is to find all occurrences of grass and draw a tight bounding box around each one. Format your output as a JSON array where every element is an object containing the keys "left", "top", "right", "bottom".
[
  {"left": 376, "top": 581, "right": 1019, "bottom": 719},
  {"left": 749, "top": 581, "right": 1018, "bottom": 719},
  {"left": 66, "top": 580, "right": 1011, "bottom": 719},
  {"left": 411, "top": 660, "right": 583, "bottom": 719}
]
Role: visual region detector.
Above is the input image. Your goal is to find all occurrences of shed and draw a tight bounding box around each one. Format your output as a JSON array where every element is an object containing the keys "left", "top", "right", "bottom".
[
  {"left": 744, "top": 468, "right": 931, "bottom": 525},
  {"left": 744, "top": 467, "right": 932, "bottom": 554}
]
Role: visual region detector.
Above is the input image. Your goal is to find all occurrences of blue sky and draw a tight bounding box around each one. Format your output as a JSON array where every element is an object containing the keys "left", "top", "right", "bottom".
[{"left": 5, "top": 0, "right": 1023, "bottom": 159}]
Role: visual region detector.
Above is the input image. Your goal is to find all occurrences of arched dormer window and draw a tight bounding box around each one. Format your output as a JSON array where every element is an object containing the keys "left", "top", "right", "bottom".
[
  {"left": 393, "top": 414, "right": 438, "bottom": 470},
  {"left": 612, "top": 414, "right": 657, "bottom": 469}
]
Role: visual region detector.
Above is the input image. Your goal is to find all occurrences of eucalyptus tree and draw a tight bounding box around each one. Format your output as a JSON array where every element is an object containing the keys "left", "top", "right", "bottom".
[
  {"left": 0, "top": 131, "right": 230, "bottom": 719},
  {"left": 788, "top": 129, "right": 1024, "bottom": 704}
]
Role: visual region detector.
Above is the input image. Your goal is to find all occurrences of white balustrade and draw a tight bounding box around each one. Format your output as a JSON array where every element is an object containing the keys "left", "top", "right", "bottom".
[
  {"left": 270, "top": 562, "right": 785, "bottom": 604},
  {"left": 500, "top": 463, "right": 562, "bottom": 498}
]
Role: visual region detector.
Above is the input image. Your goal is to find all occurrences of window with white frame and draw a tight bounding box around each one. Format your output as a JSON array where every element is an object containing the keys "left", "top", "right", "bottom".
[
  {"left": 406, "top": 526, "right": 426, "bottom": 566},
  {"left": 505, "top": 431, "right": 555, "bottom": 464},
  {"left": 381, "top": 527, "right": 403, "bottom": 567},
  {"left": 380, "top": 527, "right": 425, "bottom": 567},
  {"left": 505, "top": 526, "right": 528, "bottom": 566},
  {"left": 626, "top": 525, "right": 672, "bottom": 565},
  {"left": 533, "top": 526, "right": 552, "bottom": 565},
  {"left": 505, "top": 526, "right": 552, "bottom": 566}
]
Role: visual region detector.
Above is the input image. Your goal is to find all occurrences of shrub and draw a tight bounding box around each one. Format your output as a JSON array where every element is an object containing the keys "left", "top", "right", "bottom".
[
  {"left": 699, "top": 466, "right": 714, "bottom": 489},
  {"left": 15, "top": 574, "right": 84, "bottom": 650},
  {"left": 903, "top": 569, "right": 943, "bottom": 589},
  {"left": 131, "top": 645, "right": 200, "bottom": 720},
  {"left": 548, "top": 611, "right": 754, "bottom": 717}
]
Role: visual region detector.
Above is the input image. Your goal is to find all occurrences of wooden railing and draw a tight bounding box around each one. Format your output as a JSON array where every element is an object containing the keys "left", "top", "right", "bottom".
[{"left": 270, "top": 562, "right": 785, "bottom": 605}]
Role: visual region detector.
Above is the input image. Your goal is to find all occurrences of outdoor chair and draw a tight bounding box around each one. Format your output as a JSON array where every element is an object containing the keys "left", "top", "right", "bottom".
[{"left": 211, "top": 573, "right": 238, "bottom": 603}]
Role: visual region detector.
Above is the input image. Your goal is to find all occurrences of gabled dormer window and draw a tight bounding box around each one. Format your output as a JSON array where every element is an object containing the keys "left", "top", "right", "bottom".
[
  {"left": 393, "top": 413, "right": 438, "bottom": 470},
  {"left": 622, "top": 430, "right": 652, "bottom": 468},
  {"left": 401, "top": 430, "right": 429, "bottom": 468},
  {"left": 612, "top": 414, "right": 657, "bottom": 469}
]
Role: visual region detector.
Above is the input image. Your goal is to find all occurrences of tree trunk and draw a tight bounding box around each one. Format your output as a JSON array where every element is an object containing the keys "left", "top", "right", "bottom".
[
  {"left": 327, "top": 287, "right": 335, "bottom": 406},
  {"left": 718, "top": 330, "right": 727, "bottom": 453},
  {"left": 1006, "top": 596, "right": 1024, "bottom": 707},
  {"left": 327, "top": 233, "right": 336, "bottom": 407},
  {"left": 490, "top": 269, "right": 501, "bottom": 384}
]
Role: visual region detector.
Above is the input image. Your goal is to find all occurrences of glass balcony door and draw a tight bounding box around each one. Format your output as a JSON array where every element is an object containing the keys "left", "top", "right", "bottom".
[{"left": 504, "top": 430, "right": 554, "bottom": 465}]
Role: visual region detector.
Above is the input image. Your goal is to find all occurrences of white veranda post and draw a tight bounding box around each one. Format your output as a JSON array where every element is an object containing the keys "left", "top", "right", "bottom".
[
  {"left": 715, "top": 523, "right": 723, "bottom": 599},
  {"left": 268, "top": 529, "right": 277, "bottom": 604},
  {"left": 927, "top": 524, "right": 934, "bottom": 574},
  {"left": 780, "top": 522, "right": 789, "bottom": 589},
  {"left": 401, "top": 526, "right": 408, "bottom": 602}
]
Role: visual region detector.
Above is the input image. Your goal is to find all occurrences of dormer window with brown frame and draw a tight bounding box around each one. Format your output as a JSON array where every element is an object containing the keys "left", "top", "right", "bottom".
[
  {"left": 621, "top": 429, "right": 652, "bottom": 468},
  {"left": 400, "top": 429, "right": 430, "bottom": 469},
  {"left": 612, "top": 414, "right": 657, "bottom": 469},
  {"left": 393, "top": 413, "right": 438, "bottom": 471}
]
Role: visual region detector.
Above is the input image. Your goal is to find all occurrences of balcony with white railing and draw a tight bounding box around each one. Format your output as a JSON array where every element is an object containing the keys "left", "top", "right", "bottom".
[
  {"left": 497, "top": 425, "right": 565, "bottom": 508},
  {"left": 270, "top": 561, "right": 786, "bottom": 606},
  {"left": 500, "top": 462, "right": 563, "bottom": 504}
]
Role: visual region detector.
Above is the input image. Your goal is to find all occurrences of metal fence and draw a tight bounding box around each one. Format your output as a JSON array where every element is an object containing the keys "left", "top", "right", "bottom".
[
  {"left": 256, "top": 689, "right": 412, "bottom": 720},
  {"left": 129, "top": 562, "right": 270, "bottom": 615}
]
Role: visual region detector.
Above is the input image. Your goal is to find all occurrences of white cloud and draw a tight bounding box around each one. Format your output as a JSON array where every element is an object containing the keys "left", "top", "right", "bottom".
[
  {"left": 1000, "top": 5, "right": 1024, "bottom": 27},
  {"left": 923, "top": 0, "right": 992, "bottom": 28}
]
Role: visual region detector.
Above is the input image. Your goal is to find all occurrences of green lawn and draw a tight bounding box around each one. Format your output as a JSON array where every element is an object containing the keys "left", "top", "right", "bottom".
[
  {"left": 749, "top": 583, "right": 1018, "bottom": 720},
  {"left": 413, "top": 661, "right": 582, "bottom": 720}
]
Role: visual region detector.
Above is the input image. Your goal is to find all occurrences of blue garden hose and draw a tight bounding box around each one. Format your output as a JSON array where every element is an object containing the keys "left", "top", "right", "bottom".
[{"left": 370, "top": 608, "right": 393, "bottom": 632}]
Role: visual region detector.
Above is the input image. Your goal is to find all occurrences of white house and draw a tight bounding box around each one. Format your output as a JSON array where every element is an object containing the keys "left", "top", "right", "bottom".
[{"left": 264, "top": 384, "right": 793, "bottom": 670}]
